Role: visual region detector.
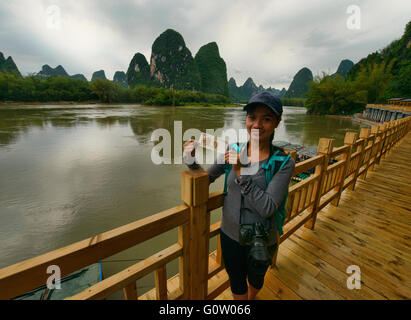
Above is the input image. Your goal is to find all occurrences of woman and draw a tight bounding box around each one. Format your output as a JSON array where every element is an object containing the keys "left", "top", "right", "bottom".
[{"left": 183, "top": 91, "right": 295, "bottom": 300}]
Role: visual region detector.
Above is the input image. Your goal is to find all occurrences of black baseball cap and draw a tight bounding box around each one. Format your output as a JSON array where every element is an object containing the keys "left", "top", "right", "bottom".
[{"left": 243, "top": 91, "right": 283, "bottom": 119}]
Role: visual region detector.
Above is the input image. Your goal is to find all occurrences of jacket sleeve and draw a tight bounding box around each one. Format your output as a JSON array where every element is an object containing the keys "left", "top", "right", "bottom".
[{"left": 236, "top": 157, "right": 295, "bottom": 219}]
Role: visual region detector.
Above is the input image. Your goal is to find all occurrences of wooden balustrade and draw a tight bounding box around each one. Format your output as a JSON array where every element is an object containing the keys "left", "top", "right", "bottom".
[
  {"left": 0, "top": 117, "right": 410, "bottom": 300},
  {"left": 0, "top": 204, "right": 190, "bottom": 300}
]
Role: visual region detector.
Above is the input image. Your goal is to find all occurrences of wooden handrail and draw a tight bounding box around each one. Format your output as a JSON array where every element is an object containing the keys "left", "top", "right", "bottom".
[
  {"left": 293, "top": 154, "right": 324, "bottom": 176},
  {"left": 330, "top": 144, "right": 350, "bottom": 158},
  {"left": 0, "top": 204, "right": 189, "bottom": 300},
  {"left": 207, "top": 191, "right": 225, "bottom": 212},
  {"left": 66, "top": 244, "right": 183, "bottom": 300}
]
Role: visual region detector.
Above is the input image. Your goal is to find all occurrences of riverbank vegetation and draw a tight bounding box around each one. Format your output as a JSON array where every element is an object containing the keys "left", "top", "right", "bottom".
[
  {"left": 281, "top": 98, "right": 306, "bottom": 107},
  {"left": 305, "top": 59, "right": 397, "bottom": 115},
  {"left": 0, "top": 71, "right": 306, "bottom": 107},
  {"left": 305, "top": 73, "right": 366, "bottom": 115},
  {"left": 0, "top": 73, "right": 230, "bottom": 106}
]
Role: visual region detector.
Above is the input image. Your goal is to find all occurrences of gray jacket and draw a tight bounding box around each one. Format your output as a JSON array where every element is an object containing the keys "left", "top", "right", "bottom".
[{"left": 184, "top": 145, "right": 295, "bottom": 245}]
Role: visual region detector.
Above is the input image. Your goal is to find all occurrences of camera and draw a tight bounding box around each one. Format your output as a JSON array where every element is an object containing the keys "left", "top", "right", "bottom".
[{"left": 239, "top": 222, "right": 273, "bottom": 268}]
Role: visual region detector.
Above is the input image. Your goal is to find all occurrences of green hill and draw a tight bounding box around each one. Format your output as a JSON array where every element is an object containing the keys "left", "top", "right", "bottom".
[
  {"left": 284, "top": 67, "right": 313, "bottom": 98},
  {"left": 38, "top": 64, "right": 69, "bottom": 78},
  {"left": 194, "top": 42, "right": 229, "bottom": 97},
  {"left": 228, "top": 77, "right": 239, "bottom": 101},
  {"left": 228, "top": 77, "right": 257, "bottom": 102},
  {"left": 70, "top": 74, "right": 87, "bottom": 81},
  {"left": 228, "top": 77, "right": 285, "bottom": 102},
  {"left": 334, "top": 59, "right": 354, "bottom": 79},
  {"left": 91, "top": 70, "right": 107, "bottom": 81},
  {"left": 37, "top": 64, "right": 87, "bottom": 81},
  {"left": 0, "top": 53, "right": 21, "bottom": 76},
  {"left": 150, "top": 29, "right": 201, "bottom": 90},
  {"left": 113, "top": 71, "right": 128, "bottom": 88},
  {"left": 126, "top": 53, "right": 151, "bottom": 88}
]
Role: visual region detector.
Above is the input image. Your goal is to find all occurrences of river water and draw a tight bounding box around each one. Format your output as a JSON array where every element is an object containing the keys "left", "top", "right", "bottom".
[{"left": 0, "top": 104, "right": 363, "bottom": 298}]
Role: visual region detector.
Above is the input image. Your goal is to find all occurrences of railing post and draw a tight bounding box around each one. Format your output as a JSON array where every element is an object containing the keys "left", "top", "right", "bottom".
[
  {"left": 155, "top": 265, "right": 168, "bottom": 300},
  {"left": 284, "top": 148, "right": 297, "bottom": 161},
  {"left": 390, "top": 120, "right": 397, "bottom": 152},
  {"left": 358, "top": 128, "right": 372, "bottom": 180},
  {"left": 304, "top": 138, "right": 333, "bottom": 230},
  {"left": 181, "top": 169, "right": 210, "bottom": 300},
  {"left": 348, "top": 136, "right": 363, "bottom": 191},
  {"left": 369, "top": 125, "right": 380, "bottom": 171},
  {"left": 391, "top": 121, "right": 398, "bottom": 147},
  {"left": 391, "top": 121, "right": 398, "bottom": 148},
  {"left": 397, "top": 120, "right": 402, "bottom": 140},
  {"left": 123, "top": 282, "right": 138, "bottom": 300},
  {"left": 376, "top": 123, "right": 387, "bottom": 164},
  {"left": 384, "top": 122, "right": 391, "bottom": 154},
  {"left": 331, "top": 132, "right": 357, "bottom": 206},
  {"left": 400, "top": 119, "right": 403, "bottom": 135},
  {"left": 392, "top": 120, "right": 397, "bottom": 145},
  {"left": 178, "top": 223, "right": 191, "bottom": 299},
  {"left": 400, "top": 119, "right": 404, "bottom": 140},
  {"left": 386, "top": 122, "right": 394, "bottom": 153}
]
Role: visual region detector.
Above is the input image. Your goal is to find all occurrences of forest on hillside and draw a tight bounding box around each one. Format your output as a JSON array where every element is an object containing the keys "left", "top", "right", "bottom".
[{"left": 306, "top": 21, "right": 410, "bottom": 115}]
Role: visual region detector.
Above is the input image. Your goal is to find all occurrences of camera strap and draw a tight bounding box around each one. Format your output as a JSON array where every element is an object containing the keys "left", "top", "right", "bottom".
[{"left": 239, "top": 194, "right": 245, "bottom": 225}]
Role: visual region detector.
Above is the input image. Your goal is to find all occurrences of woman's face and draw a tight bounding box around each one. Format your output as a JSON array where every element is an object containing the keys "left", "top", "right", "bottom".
[{"left": 246, "top": 104, "right": 279, "bottom": 143}]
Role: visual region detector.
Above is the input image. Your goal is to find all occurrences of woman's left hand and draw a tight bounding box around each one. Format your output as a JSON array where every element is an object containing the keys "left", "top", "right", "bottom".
[{"left": 224, "top": 146, "right": 247, "bottom": 177}]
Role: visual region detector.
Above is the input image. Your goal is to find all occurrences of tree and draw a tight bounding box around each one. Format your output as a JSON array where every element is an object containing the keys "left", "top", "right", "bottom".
[
  {"left": 385, "top": 63, "right": 411, "bottom": 97},
  {"left": 90, "top": 79, "right": 120, "bottom": 103},
  {"left": 353, "top": 60, "right": 395, "bottom": 103},
  {"left": 305, "top": 73, "right": 366, "bottom": 115}
]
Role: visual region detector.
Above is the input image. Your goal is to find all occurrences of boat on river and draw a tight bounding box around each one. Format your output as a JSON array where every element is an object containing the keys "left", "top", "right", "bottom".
[
  {"left": 12, "top": 263, "right": 103, "bottom": 300},
  {"left": 273, "top": 141, "right": 338, "bottom": 182}
]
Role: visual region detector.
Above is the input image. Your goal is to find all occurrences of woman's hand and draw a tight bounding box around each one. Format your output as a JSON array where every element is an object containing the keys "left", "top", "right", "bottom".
[
  {"left": 225, "top": 148, "right": 246, "bottom": 177},
  {"left": 225, "top": 150, "right": 240, "bottom": 176},
  {"left": 183, "top": 139, "right": 196, "bottom": 157}
]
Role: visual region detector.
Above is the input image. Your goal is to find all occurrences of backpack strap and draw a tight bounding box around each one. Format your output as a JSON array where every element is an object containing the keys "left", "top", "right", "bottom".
[
  {"left": 223, "top": 163, "right": 231, "bottom": 195},
  {"left": 262, "top": 151, "right": 291, "bottom": 236},
  {"left": 261, "top": 150, "right": 280, "bottom": 184}
]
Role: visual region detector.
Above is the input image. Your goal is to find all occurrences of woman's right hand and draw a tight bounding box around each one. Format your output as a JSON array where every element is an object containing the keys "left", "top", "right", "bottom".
[{"left": 183, "top": 139, "right": 196, "bottom": 157}]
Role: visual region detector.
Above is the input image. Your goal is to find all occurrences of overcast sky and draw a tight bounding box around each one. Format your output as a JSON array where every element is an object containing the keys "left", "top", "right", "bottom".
[{"left": 1, "top": 0, "right": 410, "bottom": 89}]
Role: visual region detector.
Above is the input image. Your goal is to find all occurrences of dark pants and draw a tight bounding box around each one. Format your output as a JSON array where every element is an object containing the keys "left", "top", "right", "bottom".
[{"left": 220, "top": 230, "right": 276, "bottom": 295}]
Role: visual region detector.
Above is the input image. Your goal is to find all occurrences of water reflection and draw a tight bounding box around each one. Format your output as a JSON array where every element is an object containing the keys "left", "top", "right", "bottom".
[{"left": 0, "top": 105, "right": 362, "bottom": 149}]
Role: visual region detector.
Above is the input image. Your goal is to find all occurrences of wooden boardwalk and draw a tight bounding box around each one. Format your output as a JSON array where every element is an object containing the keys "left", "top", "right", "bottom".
[{"left": 216, "top": 131, "right": 411, "bottom": 300}]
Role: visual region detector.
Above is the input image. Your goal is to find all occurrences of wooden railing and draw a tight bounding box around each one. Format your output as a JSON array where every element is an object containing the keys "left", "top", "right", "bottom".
[
  {"left": 0, "top": 117, "right": 410, "bottom": 300},
  {"left": 367, "top": 103, "right": 411, "bottom": 113}
]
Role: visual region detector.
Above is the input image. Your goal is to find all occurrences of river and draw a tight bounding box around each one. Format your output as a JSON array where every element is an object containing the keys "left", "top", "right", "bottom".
[{"left": 0, "top": 104, "right": 363, "bottom": 298}]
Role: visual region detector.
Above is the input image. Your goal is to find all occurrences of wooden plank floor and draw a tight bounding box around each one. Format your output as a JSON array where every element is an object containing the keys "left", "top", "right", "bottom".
[{"left": 216, "top": 131, "right": 411, "bottom": 300}]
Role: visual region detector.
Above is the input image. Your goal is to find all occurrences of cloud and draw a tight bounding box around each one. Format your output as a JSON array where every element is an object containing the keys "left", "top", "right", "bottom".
[{"left": 1, "top": 0, "right": 410, "bottom": 88}]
